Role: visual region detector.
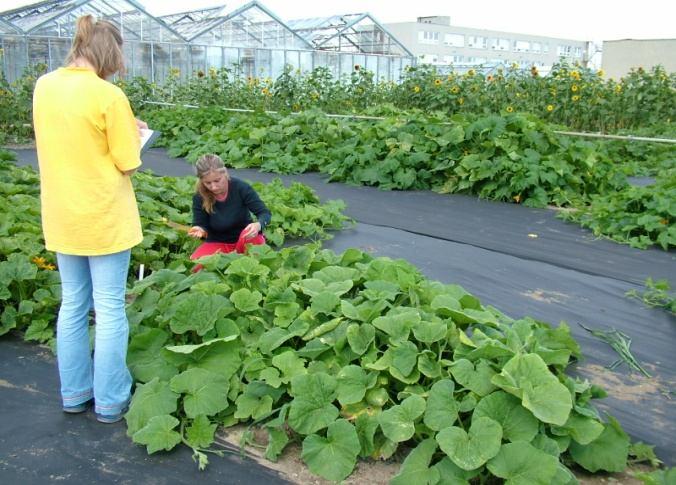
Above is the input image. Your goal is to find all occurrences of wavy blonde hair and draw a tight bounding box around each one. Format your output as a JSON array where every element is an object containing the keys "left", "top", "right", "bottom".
[
  {"left": 66, "top": 15, "right": 124, "bottom": 79},
  {"left": 195, "top": 154, "right": 230, "bottom": 214}
]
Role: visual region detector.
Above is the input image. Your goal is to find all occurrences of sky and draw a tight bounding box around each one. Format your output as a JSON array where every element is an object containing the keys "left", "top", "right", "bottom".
[{"left": 3, "top": 0, "right": 676, "bottom": 42}]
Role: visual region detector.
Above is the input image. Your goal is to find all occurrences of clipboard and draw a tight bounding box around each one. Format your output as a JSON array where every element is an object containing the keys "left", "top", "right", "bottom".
[{"left": 140, "top": 129, "right": 161, "bottom": 154}]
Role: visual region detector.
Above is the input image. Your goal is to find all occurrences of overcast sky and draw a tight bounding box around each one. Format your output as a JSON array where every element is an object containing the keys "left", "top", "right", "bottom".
[{"left": 3, "top": 0, "right": 676, "bottom": 42}]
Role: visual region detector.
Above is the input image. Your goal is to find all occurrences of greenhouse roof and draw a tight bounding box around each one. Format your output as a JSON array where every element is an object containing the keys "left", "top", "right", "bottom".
[
  {"left": 286, "top": 13, "right": 414, "bottom": 56},
  {"left": 159, "top": 1, "right": 313, "bottom": 49},
  {"left": 0, "top": 0, "right": 184, "bottom": 42}
]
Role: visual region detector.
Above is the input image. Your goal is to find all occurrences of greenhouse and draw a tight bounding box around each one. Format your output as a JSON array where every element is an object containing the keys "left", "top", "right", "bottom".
[{"left": 0, "top": 0, "right": 415, "bottom": 83}]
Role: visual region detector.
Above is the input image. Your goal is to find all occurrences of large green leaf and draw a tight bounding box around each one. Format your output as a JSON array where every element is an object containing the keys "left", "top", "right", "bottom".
[
  {"left": 169, "top": 368, "right": 230, "bottom": 418},
  {"left": 487, "top": 441, "right": 559, "bottom": 485},
  {"left": 378, "top": 394, "right": 426, "bottom": 443},
  {"left": 491, "top": 353, "right": 572, "bottom": 425},
  {"left": 473, "top": 391, "right": 539, "bottom": 442},
  {"left": 125, "top": 378, "right": 180, "bottom": 436},
  {"left": 390, "top": 341, "right": 419, "bottom": 377},
  {"left": 412, "top": 320, "right": 448, "bottom": 343},
  {"left": 449, "top": 358, "right": 497, "bottom": 397},
  {"left": 390, "top": 439, "right": 440, "bottom": 485},
  {"left": 436, "top": 417, "right": 502, "bottom": 470},
  {"left": 132, "top": 415, "right": 182, "bottom": 454},
  {"left": 230, "top": 288, "right": 263, "bottom": 312},
  {"left": 301, "top": 419, "right": 360, "bottom": 482},
  {"left": 336, "top": 365, "right": 375, "bottom": 405},
  {"left": 557, "top": 412, "right": 604, "bottom": 445},
  {"left": 127, "top": 328, "right": 179, "bottom": 383},
  {"left": 424, "top": 379, "right": 458, "bottom": 431},
  {"left": 346, "top": 323, "right": 376, "bottom": 355},
  {"left": 432, "top": 457, "right": 480, "bottom": 485},
  {"left": 169, "top": 293, "right": 233, "bottom": 335},
  {"left": 271, "top": 350, "right": 307, "bottom": 384},
  {"left": 185, "top": 414, "right": 217, "bottom": 448},
  {"left": 373, "top": 307, "right": 420, "bottom": 344},
  {"left": 288, "top": 373, "right": 339, "bottom": 434},
  {"left": 568, "top": 416, "right": 629, "bottom": 472}
]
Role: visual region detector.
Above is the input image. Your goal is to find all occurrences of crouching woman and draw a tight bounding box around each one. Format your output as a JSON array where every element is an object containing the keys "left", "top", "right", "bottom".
[{"left": 188, "top": 154, "right": 270, "bottom": 262}]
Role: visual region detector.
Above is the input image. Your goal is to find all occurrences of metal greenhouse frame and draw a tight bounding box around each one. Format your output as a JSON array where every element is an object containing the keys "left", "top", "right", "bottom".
[{"left": 0, "top": 0, "right": 415, "bottom": 84}]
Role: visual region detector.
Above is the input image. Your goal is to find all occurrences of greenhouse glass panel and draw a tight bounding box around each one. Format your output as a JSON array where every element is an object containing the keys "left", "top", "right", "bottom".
[
  {"left": 353, "top": 54, "right": 365, "bottom": 71},
  {"left": 377, "top": 56, "right": 390, "bottom": 81},
  {"left": 133, "top": 42, "right": 153, "bottom": 81},
  {"left": 284, "top": 50, "right": 299, "bottom": 71},
  {"left": 190, "top": 45, "right": 206, "bottom": 73},
  {"left": 325, "top": 52, "right": 339, "bottom": 78},
  {"left": 223, "top": 47, "right": 240, "bottom": 70},
  {"left": 2, "top": 36, "right": 27, "bottom": 82},
  {"left": 240, "top": 48, "right": 255, "bottom": 77},
  {"left": 206, "top": 46, "right": 223, "bottom": 69},
  {"left": 365, "top": 55, "right": 377, "bottom": 74},
  {"left": 300, "top": 51, "right": 313, "bottom": 73},
  {"left": 28, "top": 38, "right": 49, "bottom": 67},
  {"left": 49, "top": 38, "right": 71, "bottom": 70},
  {"left": 171, "top": 45, "right": 189, "bottom": 80},
  {"left": 271, "top": 49, "right": 285, "bottom": 78},
  {"left": 339, "top": 53, "right": 353, "bottom": 78},
  {"left": 255, "top": 48, "right": 272, "bottom": 78},
  {"left": 153, "top": 43, "right": 171, "bottom": 82}
]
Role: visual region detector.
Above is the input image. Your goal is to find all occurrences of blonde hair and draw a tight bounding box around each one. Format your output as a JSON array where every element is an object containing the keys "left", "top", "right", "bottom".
[
  {"left": 66, "top": 15, "right": 124, "bottom": 79},
  {"left": 195, "top": 154, "right": 230, "bottom": 214}
]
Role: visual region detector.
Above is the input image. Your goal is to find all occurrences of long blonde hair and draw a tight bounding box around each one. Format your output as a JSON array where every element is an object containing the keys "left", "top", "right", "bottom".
[
  {"left": 195, "top": 154, "right": 230, "bottom": 214},
  {"left": 66, "top": 15, "right": 124, "bottom": 79}
]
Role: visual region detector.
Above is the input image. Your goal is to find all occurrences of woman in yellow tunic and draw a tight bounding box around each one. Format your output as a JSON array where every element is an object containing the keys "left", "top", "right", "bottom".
[{"left": 33, "top": 15, "right": 144, "bottom": 423}]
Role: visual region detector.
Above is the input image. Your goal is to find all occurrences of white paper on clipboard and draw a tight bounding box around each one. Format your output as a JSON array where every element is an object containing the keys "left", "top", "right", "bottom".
[{"left": 140, "top": 129, "right": 161, "bottom": 154}]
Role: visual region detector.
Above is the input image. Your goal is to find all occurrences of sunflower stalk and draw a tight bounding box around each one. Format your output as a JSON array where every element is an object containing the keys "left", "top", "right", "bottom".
[{"left": 578, "top": 322, "right": 651, "bottom": 377}]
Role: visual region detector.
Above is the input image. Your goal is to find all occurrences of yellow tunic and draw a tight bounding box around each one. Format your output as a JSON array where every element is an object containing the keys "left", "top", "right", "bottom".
[{"left": 33, "top": 67, "right": 143, "bottom": 255}]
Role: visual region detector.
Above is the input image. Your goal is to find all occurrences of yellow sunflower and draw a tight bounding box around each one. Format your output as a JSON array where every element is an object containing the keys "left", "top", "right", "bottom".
[{"left": 546, "top": 104, "right": 554, "bottom": 112}]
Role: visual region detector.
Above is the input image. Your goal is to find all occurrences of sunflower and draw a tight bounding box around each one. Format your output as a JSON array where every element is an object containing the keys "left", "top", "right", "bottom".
[
  {"left": 196, "top": 70, "right": 205, "bottom": 78},
  {"left": 458, "top": 97, "right": 464, "bottom": 105},
  {"left": 466, "top": 69, "right": 476, "bottom": 77},
  {"left": 597, "top": 69, "right": 605, "bottom": 77},
  {"left": 546, "top": 104, "right": 554, "bottom": 112},
  {"left": 486, "top": 75, "right": 494, "bottom": 82},
  {"left": 615, "top": 85, "right": 622, "bottom": 93},
  {"left": 506, "top": 106, "right": 514, "bottom": 113},
  {"left": 571, "top": 84, "right": 579, "bottom": 92},
  {"left": 413, "top": 85, "right": 421, "bottom": 93},
  {"left": 572, "top": 95, "right": 580, "bottom": 102},
  {"left": 570, "top": 70, "right": 580, "bottom": 80},
  {"left": 434, "top": 79, "right": 442, "bottom": 86},
  {"left": 451, "top": 85, "right": 460, "bottom": 94},
  {"left": 261, "top": 87, "right": 271, "bottom": 96}
]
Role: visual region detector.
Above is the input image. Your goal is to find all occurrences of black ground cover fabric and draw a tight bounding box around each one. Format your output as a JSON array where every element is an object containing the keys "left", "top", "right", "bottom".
[
  {"left": 0, "top": 335, "right": 288, "bottom": 484},
  {"left": 8, "top": 147, "right": 676, "bottom": 468}
]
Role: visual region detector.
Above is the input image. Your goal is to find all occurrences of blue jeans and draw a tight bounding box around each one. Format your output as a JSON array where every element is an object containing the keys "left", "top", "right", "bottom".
[{"left": 56, "top": 250, "right": 132, "bottom": 415}]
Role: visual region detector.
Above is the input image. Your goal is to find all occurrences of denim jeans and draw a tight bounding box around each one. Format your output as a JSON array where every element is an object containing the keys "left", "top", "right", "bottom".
[{"left": 56, "top": 250, "right": 132, "bottom": 415}]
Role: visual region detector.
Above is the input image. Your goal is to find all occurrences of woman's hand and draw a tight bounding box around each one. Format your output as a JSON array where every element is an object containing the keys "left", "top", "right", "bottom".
[
  {"left": 135, "top": 118, "right": 148, "bottom": 136},
  {"left": 188, "top": 226, "right": 207, "bottom": 239},
  {"left": 242, "top": 222, "right": 262, "bottom": 240}
]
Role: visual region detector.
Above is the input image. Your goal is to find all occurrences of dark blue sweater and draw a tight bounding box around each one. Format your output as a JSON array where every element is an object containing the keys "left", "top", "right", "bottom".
[{"left": 192, "top": 177, "right": 271, "bottom": 243}]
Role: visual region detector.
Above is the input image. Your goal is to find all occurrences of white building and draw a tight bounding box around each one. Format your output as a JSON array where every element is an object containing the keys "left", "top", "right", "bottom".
[
  {"left": 602, "top": 39, "right": 676, "bottom": 79},
  {"left": 384, "top": 16, "right": 591, "bottom": 73}
]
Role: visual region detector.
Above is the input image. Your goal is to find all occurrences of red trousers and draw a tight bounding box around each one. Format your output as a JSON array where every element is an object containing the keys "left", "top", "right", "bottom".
[{"left": 190, "top": 231, "right": 265, "bottom": 271}]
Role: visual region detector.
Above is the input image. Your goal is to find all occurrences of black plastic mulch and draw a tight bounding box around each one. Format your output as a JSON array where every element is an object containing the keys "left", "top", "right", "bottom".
[{"left": 6, "top": 148, "right": 676, "bottom": 473}]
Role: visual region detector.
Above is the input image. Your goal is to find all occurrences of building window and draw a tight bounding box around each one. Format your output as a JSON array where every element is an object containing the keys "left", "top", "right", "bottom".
[
  {"left": 418, "top": 31, "right": 440, "bottom": 44},
  {"left": 557, "top": 45, "right": 572, "bottom": 57},
  {"left": 443, "top": 55, "right": 464, "bottom": 64},
  {"left": 467, "top": 36, "right": 487, "bottom": 49},
  {"left": 444, "top": 33, "right": 465, "bottom": 47},
  {"left": 491, "top": 38, "right": 510, "bottom": 51},
  {"left": 574, "top": 46, "right": 583, "bottom": 57},
  {"left": 514, "top": 40, "right": 530, "bottom": 52},
  {"left": 531, "top": 42, "right": 541, "bottom": 53}
]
